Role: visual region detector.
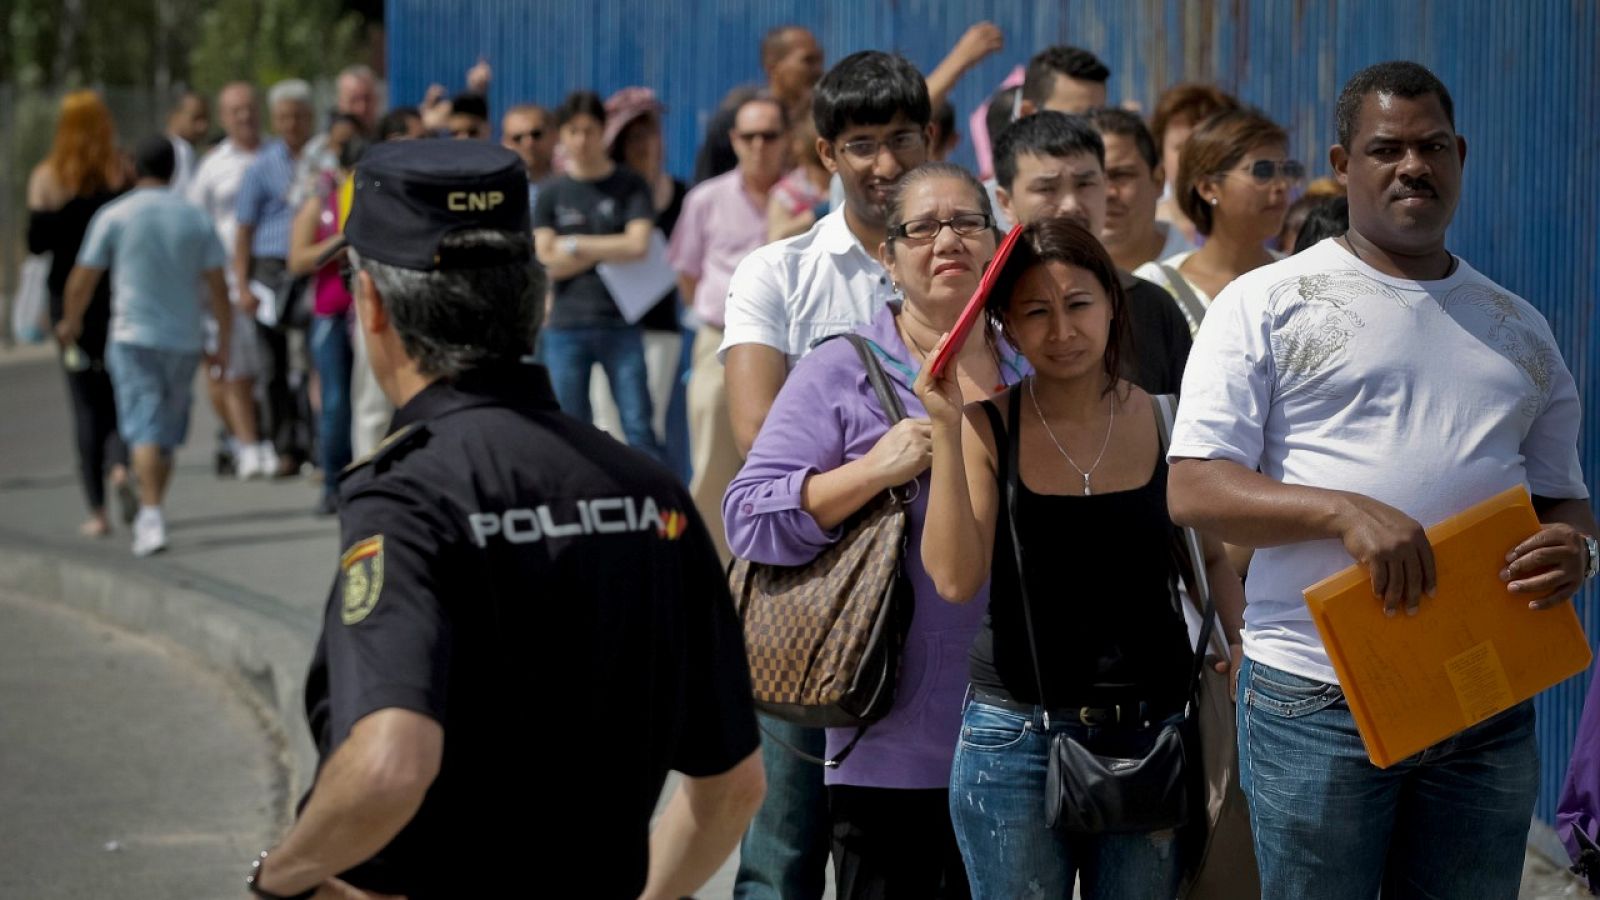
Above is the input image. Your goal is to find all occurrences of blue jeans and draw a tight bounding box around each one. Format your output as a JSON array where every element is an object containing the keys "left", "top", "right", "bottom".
[
  {"left": 1238, "top": 658, "right": 1538, "bottom": 899},
  {"left": 733, "top": 715, "right": 830, "bottom": 900},
  {"left": 310, "top": 313, "right": 353, "bottom": 497},
  {"left": 540, "top": 325, "right": 663, "bottom": 461},
  {"left": 663, "top": 319, "right": 694, "bottom": 484},
  {"left": 949, "top": 700, "right": 1183, "bottom": 899}
]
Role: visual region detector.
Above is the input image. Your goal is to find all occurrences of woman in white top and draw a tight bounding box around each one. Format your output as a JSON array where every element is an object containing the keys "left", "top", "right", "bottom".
[{"left": 1135, "top": 108, "right": 1301, "bottom": 334}]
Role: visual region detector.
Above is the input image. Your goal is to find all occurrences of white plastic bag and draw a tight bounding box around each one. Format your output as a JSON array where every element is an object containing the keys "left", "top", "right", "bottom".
[{"left": 11, "top": 253, "right": 51, "bottom": 343}]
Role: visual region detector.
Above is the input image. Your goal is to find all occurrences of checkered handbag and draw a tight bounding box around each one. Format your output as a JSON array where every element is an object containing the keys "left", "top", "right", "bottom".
[{"left": 727, "top": 334, "right": 915, "bottom": 744}]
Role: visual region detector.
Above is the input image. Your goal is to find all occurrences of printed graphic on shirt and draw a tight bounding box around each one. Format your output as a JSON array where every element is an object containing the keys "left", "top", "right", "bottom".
[
  {"left": 1440, "top": 283, "right": 1556, "bottom": 417},
  {"left": 340, "top": 535, "right": 385, "bottom": 625},
  {"left": 1264, "top": 268, "right": 1555, "bottom": 417},
  {"left": 1267, "top": 269, "right": 1408, "bottom": 402},
  {"left": 467, "top": 496, "right": 687, "bottom": 547}
]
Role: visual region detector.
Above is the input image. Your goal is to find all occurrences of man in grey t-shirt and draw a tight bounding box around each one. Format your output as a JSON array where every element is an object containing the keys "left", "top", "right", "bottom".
[{"left": 59, "top": 136, "right": 231, "bottom": 557}]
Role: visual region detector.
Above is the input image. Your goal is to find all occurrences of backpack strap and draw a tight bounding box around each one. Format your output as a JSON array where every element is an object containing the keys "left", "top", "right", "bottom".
[
  {"left": 1150, "top": 393, "right": 1222, "bottom": 689},
  {"left": 1157, "top": 264, "right": 1209, "bottom": 334}
]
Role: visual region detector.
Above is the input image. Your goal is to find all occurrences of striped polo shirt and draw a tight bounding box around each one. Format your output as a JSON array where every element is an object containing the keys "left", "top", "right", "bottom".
[{"left": 234, "top": 139, "right": 298, "bottom": 259}]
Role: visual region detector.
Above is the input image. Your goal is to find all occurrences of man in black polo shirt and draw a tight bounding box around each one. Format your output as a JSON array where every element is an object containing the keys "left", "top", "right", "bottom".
[
  {"left": 243, "top": 140, "right": 763, "bottom": 900},
  {"left": 992, "top": 110, "right": 1193, "bottom": 395}
]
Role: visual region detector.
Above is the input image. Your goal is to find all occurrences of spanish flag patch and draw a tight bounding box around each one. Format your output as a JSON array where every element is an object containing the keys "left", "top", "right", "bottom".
[{"left": 340, "top": 535, "right": 384, "bottom": 625}]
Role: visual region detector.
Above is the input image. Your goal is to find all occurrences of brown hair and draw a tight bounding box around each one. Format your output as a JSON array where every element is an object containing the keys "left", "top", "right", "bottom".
[
  {"left": 45, "top": 91, "right": 122, "bottom": 197},
  {"left": 1149, "top": 83, "right": 1239, "bottom": 154},
  {"left": 882, "top": 162, "right": 994, "bottom": 257},
  {"left": 984, "top": 217, "right": 1130, "bottom": 395},
  {"left": 1175, "top": 108, "right": 1288, "bottom": 235}
]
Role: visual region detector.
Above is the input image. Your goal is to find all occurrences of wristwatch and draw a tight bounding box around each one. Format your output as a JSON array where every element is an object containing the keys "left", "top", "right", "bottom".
[
  {"left": 1584, "top": 534, "right": 1599, "bottom": 581},
  {"left": 560, "top": 236, "right": 579, "bottom": 257},
  {"left": 245, "top": 851, "right": 316, "bottom": 900}
]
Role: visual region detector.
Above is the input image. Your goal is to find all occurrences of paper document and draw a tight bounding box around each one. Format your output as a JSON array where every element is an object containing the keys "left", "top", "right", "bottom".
[
  {"left": 1303, "top": 485, "right": 1590, "bottom": 768},
  {"left": 597, "top": 230, "right": 676, "bottom": 324},
  {"left": 248, "top": 279, "right": 279, "bottom": 328}
]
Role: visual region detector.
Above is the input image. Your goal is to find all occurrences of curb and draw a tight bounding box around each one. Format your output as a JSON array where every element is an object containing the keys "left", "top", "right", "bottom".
[{"left": 0, "top": 538, "right": 319, "bottom": 809}]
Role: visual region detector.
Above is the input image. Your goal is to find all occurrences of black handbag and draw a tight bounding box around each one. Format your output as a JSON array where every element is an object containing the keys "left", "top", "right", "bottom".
[{"left": 999, "top": 386, "right": 1215, "bottom": 835}]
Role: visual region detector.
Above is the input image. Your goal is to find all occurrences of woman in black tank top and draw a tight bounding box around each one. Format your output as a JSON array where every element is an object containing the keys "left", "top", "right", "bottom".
[{"left": 917, "top": 219, "right": 1246, "bottom": 899}]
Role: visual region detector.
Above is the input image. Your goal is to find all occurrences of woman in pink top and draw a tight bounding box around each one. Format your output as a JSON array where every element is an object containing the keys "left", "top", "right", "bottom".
[{"left": 288, "top": 117, "right": 364, "bottom": 514}]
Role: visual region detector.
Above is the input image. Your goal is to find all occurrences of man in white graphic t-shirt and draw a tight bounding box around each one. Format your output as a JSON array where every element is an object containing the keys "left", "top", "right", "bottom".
[{"left": 1168, "top": 61, "right": 1597, "bottom": 898}]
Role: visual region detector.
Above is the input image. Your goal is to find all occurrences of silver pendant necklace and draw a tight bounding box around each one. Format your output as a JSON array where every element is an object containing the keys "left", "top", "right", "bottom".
[{"left": 1028, "top": 376, "right": 1115, "bottom": 496}]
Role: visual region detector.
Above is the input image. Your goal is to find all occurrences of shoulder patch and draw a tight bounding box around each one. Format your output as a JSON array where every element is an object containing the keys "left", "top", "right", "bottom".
[
  {"left": 339, "top": 536, "right": 384, "bottom": 625},
  {"left": 340, "top": 422, "right": 430, "bottom": 481}
]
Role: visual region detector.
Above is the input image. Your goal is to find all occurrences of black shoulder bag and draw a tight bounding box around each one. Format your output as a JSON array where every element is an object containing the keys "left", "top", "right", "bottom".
[{"left": 1000, "top": 386, "right": 1214, "bottom": 834}]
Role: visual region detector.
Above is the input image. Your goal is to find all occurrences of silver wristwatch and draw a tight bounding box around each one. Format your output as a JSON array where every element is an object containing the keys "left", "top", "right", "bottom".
[{"left": 1584, "top": 534, "right": 1600, "bottom": 581}]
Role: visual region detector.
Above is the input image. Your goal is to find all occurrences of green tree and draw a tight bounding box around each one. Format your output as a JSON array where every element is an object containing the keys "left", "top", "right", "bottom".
[
  {"left": 189, "top": 0, "right": 366, "bottom": 93},
  {"left": 1, "top": 0, "right": 370, "bottom": 91}
]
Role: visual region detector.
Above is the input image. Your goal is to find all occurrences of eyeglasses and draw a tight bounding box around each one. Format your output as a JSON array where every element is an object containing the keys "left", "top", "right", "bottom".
[
  {"left": 891, "top": 212, "right": 993, "bottom": 242},
  {"left": 735, "top": 130, "right": 785, "bottom": 145},
  {"left": 1232, "top": 159, "right": 1307, "bottom": 184},
  {"left": 839, "top": 131, "right": 924, "bottom": 162},
  {"left": 507, "top": 129, "right": 545, "bottom": 143}
]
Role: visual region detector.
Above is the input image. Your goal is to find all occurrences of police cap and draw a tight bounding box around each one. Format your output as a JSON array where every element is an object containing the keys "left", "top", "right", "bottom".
[{"left": 317, "top": 140, "right": 530, "bottom": 271}]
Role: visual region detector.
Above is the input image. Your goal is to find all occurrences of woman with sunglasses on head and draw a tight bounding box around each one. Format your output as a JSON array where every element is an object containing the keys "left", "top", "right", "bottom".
[
  {"left": 724, "top": 162, "right": 1026, "bottom": 898},
  {"left": 1136, "top": 108, "right": 1301, "bottom": 334},
  {"left": 917, "top": 218, "right": 1245, "bottom": 899}
]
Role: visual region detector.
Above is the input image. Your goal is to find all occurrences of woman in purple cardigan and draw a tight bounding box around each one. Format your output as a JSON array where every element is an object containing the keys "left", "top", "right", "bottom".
[{"left": 723, "top": 163, "right": 1025, "bottom": 899}]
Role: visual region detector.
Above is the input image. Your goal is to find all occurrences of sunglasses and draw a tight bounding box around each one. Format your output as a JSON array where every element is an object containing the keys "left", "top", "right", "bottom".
[
  {"left": 507, "top": 129, "right": 545, "bottom": 143},
  {"left": 735, "top": 130, "right": 784, "bottom": 145},
  {"left": 1232, "top": 159, "right": 1307, "bottom": 184}
]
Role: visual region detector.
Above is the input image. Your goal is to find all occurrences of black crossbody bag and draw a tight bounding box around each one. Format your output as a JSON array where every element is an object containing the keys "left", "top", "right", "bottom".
[{"left": 999, "top": 386, "right": 1215, "bottom": 834}]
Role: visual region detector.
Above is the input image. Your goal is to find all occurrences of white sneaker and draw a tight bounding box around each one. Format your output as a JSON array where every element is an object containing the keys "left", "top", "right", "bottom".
[
  {"left": 258, "top": 443, "right": 280, "bottom": 478},
  {"left": 236, "top": 443, "right": 262, "bottom": 480},
  {"left": 132, "top": 508, "right": 167, "bottom": 557}
]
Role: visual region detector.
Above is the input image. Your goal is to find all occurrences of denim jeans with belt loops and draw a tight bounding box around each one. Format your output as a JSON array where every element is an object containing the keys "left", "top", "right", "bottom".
[
  {"left": 949, "top": 697, "right": 1183, "bottom": 899},
  {"left": 1237, "top": 657, "right": 1538, "bottom": 899}
]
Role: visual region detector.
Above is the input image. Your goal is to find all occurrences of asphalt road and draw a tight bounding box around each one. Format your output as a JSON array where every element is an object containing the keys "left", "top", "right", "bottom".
[{"left": 0, "top": 588, "right": 283, "bottom": 898}]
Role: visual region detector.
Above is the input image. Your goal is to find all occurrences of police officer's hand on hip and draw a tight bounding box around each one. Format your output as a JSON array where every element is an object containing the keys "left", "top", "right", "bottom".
[{"left": 245, "top": 140, "right": 763, "bottom": 900}]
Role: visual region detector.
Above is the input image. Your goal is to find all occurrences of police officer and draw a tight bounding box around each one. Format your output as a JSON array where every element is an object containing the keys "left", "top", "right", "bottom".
[{"left": 243, "top": 140, "right": 764, "bottom": 900}]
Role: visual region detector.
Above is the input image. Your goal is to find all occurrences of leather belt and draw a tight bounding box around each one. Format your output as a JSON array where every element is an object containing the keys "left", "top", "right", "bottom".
[{"left": 971, "top": 689, "right": 1152, "bottom": 727}]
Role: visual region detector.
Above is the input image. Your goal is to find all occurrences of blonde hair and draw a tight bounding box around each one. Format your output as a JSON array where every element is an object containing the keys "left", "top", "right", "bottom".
[{"left": 45, "top": 91, "right": 122, "bottom": 197}]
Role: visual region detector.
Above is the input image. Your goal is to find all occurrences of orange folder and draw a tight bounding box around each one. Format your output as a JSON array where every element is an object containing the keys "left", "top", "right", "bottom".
[{"left": 1302, "top": 485, "right": 1591, "bottom": 768}]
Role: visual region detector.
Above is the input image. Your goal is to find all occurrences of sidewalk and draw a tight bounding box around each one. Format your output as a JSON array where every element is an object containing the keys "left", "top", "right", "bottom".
[{"left": 0, "top": 344, "right": 333, "bottom": 793}]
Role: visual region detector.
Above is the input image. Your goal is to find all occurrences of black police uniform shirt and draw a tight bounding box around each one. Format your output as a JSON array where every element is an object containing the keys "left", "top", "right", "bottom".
[
  {"left": 530, "top": 167, "right": 655, "bottom": 330},
  {"left": 302, "top": 362, "right": 758, "bottom": 898}
]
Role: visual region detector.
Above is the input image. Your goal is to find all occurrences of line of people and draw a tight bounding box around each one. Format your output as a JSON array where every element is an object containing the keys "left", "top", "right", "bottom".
[{"left": 712, "top": 43, "right": 1591, "bottom": 900}]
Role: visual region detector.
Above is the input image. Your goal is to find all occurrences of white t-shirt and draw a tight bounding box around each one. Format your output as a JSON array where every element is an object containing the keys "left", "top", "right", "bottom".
[
  {"left": 719, "top": 207, "right": 897, "bottom": 365},
  {"left": 187, "top": 139, "right": 259, "bottom": 260},
  {"left": 168, "top": 136, "right": 197, "bottom": 197},
  {"left": 1135, "top": 250, "right": 1206, "bottom": 333},
  {"left": 1169, "top": 238, "right": 1587, "bottom": 684}
]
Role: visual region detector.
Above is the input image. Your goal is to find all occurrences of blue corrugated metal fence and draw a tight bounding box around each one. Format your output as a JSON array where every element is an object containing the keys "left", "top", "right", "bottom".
[{"left": 387, "top": 0, "right": 1600, "bottom": 824}]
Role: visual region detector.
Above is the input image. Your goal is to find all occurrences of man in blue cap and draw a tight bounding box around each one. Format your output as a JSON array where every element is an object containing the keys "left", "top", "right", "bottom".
[{"left": 243, "top": 140, "right": 763, "bottom": 900}]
